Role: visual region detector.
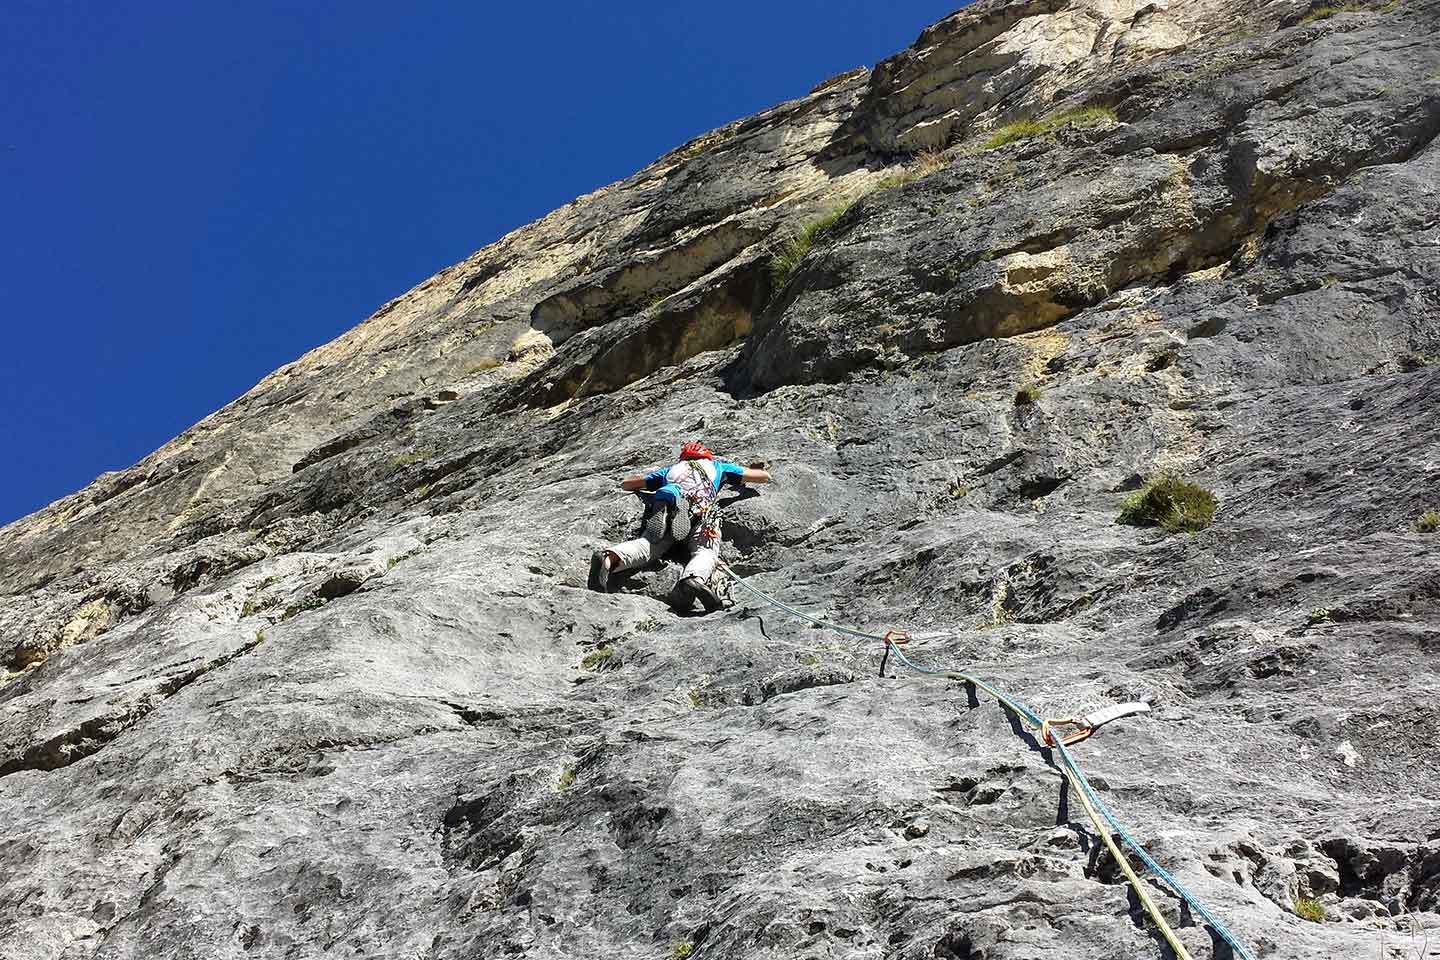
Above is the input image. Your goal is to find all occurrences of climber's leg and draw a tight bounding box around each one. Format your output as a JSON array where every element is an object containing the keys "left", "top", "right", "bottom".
[
  {"left": 589, "top": 528, "right": 675, "bottom": 593},
  {"left": 670, "top": 520, "right": 722, "bottom": 613}
]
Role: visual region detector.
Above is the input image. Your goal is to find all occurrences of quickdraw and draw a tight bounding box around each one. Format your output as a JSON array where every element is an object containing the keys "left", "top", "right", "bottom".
[
  {"left": 877, "top": 630, "right": 911, "bottom": 678},
  {"left": 1040, "top": 717, "right": 1094, "bottom": 748},
  {"left": 716, "top": 560, "right": 1258, "bottom": 960}
]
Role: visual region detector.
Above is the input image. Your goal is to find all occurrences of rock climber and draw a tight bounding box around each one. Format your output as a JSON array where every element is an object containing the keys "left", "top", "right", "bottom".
[{"left": 588, "top": 441, "right": 771, "bottom": 612}]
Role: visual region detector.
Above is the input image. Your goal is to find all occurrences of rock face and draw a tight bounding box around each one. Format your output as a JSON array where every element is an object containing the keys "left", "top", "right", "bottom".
[{"left": 3, "top": 1, "right": 1439, "bottom": 957}]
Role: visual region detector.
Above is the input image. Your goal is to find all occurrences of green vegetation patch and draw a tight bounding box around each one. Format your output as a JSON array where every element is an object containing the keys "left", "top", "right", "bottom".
[
  {"left": 1117, "top": 474, "right": 1218, "bottom": 533},
  {"left": 1294, "top": 897, "right": 1327, "bottom": 922},
  {"left": 580, "top": 645, "right": 616, "bottom": 672},
  {"left": 1416, "top": 509, "right": 1440, "bottom": 533},
  {"left": 876, "top": 148, "right": 949, "bottom": 190},
  {"left": 981, "top": 106, "right": 1118, "bottom": 151},
  {"left": 278, "top": 595, "right": 328, "bottom": 622},
  {"left": 1300, "top": 1, "right": 1391, "bottom": 23},
  {"left": 983, "top": 119, "right": 1047, "bottom": 151},
  {"left": 557, "top": 763, "right": 578, "bottom": 790},
  {"left": 770, "top": 200, "right": 854, "bottom": 290},
  {"left": 876, "top": 170, "right": 918, "bottom": 190},
  {"left": 670, "top": 941, "right": 694, "bottom": 959}
]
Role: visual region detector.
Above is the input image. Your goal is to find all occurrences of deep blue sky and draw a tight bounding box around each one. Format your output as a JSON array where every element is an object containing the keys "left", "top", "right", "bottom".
[{"left": 1, "top": 1, "right": 964, "bottom": 525}]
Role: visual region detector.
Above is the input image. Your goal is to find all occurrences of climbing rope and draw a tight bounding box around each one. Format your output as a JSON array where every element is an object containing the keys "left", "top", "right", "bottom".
[{"left": 716, "top": 560, "right": 1258, "bottom": 960}]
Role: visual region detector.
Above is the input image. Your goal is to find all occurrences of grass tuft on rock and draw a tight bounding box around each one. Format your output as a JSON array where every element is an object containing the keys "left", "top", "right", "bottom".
[
  {"left": 1117, "top": 474, "right": 1217, "bottom": 533},
  {"left": 392, "top": 447, "right": 435, "bottom": 468},
  {"left": 1014, "top": 385, "right": 1040, "bottom": 407},
  {"left": 1294, "top": 896, "right": 1327, "bottom": 922},
  {"left": 876, "top": 148, "right": 949, "bottom": 189},
  {"left": 1300, "top": 2, "right": 1376, "bottom": 23},
  {"left": 770, "top": 200, "right": 854, "bottom": 290},
  {"left": 279, "top": 595, "right": 327, "bottom": 622},
  {"left": 1416, "top": 509, "right": 1440, "bottom": 533},
  {"left": 670, "top": 941, "right": 694, "bottom": 959},
  {"left": 983, "top": 119, "right": 1047, "bottom": 151},
  {"left": 580, "top": 645, "right": 616, "bottom": 672},
  {"left": 875, "top": 171, "right": 914, "bottom": 190},
  {"left": 981, "top": 106, "right": 1117, "bottom": 151},
  {"left": 557, "top": 763, "right": 578, "bottom": 790}
]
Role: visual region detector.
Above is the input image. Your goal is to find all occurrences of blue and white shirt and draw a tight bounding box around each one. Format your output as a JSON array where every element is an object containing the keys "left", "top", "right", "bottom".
[{"left": 644, "top": 459, "right": 746, "bottom": 507}]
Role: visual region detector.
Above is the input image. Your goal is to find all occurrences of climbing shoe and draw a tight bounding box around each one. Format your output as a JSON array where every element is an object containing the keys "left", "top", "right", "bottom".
[
  {"left": 668, "top": 578, "right": 694, "bottom": 612},
  {"left": 673, "top": 575, "right": 722, "bottom": 613},
  {"left": 588, "top": 550, "right": 610, "bottom": 593}
]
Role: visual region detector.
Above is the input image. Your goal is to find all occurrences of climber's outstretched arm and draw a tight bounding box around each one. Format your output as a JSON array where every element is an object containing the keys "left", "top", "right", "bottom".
[
  {"left": 619, "top": 475, "right": 648, "bottom": 492},
  {"left": 741, "top": 468, "right": 771, "bottom": 484}
]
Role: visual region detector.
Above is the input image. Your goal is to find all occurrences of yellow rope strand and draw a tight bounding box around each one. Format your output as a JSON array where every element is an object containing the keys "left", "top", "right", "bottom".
[
  {"left": 717, "top": 561, "right": 1250, "bottom": 960},
  {"left": 942, "top": 670, "right": 1192, "bottom": 957},
  {"left": 1055, "top": 747, "right": 1194, "bottom": 959}
]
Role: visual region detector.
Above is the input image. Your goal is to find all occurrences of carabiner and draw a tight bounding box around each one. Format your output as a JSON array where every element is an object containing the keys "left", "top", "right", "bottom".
[{"left": 1041, "top": 717, "right": 1094, "bottom": 748}]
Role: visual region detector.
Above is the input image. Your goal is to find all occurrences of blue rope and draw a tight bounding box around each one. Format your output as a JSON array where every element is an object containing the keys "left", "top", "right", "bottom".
[
  {"left": 891, "top": 640, "right": 1257, "bottom": 960},
  {"left": 718, "top": 562, "right": 1257, "bottom": 960},
  {"left": 881, "top": 633, "right": 1044, "bottom": 727},
  {"left": 1050, "top": 736, "right": 1258, "bottom": 960}
]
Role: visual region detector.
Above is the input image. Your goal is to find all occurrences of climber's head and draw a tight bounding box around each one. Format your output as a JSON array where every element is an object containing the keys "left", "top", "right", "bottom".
[{"left": 679, "top": 441, "right": 715, "bottom": 461}]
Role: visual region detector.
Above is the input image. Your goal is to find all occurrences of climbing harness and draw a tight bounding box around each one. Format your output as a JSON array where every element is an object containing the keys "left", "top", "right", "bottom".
[
  {"left": 716, "top": 560, "right": 1258, "bottom": 960},
  {"left": 676, "top": 458, "right": 720, "bottom": 512},
  {"left": 693, "top": 499, "right": 723, "bottom": 550},
  {"left": 695, "top": 486, "right": 760, "bottom": 606}
]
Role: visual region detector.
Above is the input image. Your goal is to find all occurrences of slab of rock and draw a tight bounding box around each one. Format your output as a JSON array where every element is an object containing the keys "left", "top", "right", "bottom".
[{"left": 2, "top": 1, "right": 1439, "bottom": 958}]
